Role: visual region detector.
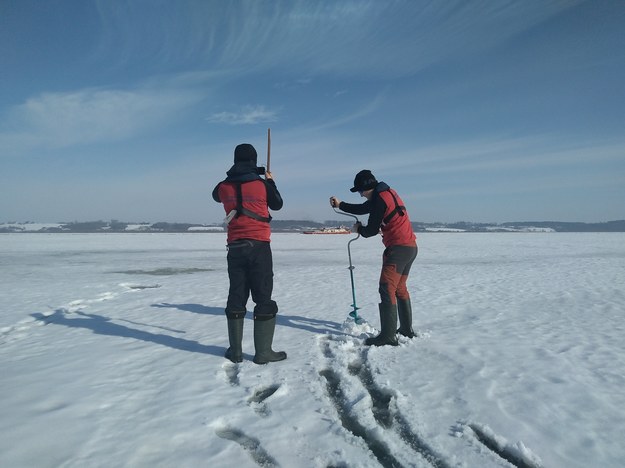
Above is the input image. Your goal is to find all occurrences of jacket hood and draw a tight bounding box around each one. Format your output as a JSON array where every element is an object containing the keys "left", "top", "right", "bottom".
[
  {"left": 225, "top": 161, "right": 263, "bottom": 182},
  {"left": 374, "top": 181, "right": 390, "bottom": 193}
]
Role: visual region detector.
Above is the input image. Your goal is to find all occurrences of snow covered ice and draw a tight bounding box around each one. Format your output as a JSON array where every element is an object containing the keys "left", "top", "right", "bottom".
[{"left": 1, "top": 232, "right": 624, "bottom": 467}]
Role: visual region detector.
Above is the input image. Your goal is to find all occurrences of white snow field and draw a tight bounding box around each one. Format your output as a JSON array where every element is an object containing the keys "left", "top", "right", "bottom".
[{"left": 1, "top": 232, "right": 624, "bottom": 468}]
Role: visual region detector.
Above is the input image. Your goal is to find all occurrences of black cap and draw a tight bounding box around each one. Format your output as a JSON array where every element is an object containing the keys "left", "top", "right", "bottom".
[
  {"left": 350, "top": 169, "right": 378, "bottom": 192},
  {"left": 234, "top": 144, "right": 257, "bottom": 163}
]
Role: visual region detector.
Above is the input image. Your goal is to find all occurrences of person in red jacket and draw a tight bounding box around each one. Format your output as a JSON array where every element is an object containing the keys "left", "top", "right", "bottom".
[
  {"left": 212, "top": 143, "right": 286, "bottom": 364},
  {"left": 330, "top": 169, "right": 418, "bottom": 346}
]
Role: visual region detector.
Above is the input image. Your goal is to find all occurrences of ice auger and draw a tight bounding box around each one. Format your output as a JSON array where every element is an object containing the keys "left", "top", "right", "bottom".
[{"left": 333, "top": 207, "right": 363, "bottom": 324}]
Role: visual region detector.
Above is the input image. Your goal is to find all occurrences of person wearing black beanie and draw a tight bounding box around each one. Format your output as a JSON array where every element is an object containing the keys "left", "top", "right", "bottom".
[
  {"left": 233, "top": 143, "right": 257, "bottom": 163},
  {"left": 330, "top": 170, "right": 418, "bottom": 346},
  {"left": 212, "top": 143, "right": 286, "bottom": 364}
]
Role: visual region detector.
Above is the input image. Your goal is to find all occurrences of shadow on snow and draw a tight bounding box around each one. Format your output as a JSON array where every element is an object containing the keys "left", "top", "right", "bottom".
[
  {"left": 151, "top": 302, "right": 345, "bottom": 336},
  {"left": 30, "top": 303, "right": 345, "bottom": 358},
  {"left": 31, "top": 309, "right": 224, "bottom": 357}
]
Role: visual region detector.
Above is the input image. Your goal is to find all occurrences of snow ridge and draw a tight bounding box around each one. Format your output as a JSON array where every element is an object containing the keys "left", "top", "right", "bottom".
[
  {"left": 316, "top": 323, "right": 546, "bottom": 468},
  {"left": 466, "top": 423, "right": 544, "bottom": 468},
  {"left": 318, "top": 332, "right": 452, "bottom": 468}
]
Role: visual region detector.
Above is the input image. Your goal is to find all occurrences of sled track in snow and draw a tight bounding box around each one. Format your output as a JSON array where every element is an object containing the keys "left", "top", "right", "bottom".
[
  {"left": 319, "top": 337, "right": 451, "bottom": 468},
  {"left": 318, "top": 335, "right": 544, "bottom": 468},
  {"left": 319, "top": 367, "right": 405, "bottom": 468},
  {"left": 467, "top": 424, "right": 544, "bottom": 468},
  {"left": 348, "top": 354, "right": 451, "bottom": 468}
]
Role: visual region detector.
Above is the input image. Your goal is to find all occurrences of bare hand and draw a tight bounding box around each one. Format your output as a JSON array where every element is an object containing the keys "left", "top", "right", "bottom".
[
  {"left": 265, "top": 170, "right": 273, "bottom": 180},
  {"left": 330, "top": 196, "right": 340, "bottom": 208}
]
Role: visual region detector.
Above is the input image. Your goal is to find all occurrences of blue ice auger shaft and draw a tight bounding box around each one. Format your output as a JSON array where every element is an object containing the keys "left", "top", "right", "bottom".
[{"left": 333, "top": 207, "right": 362, "bottom": 323}]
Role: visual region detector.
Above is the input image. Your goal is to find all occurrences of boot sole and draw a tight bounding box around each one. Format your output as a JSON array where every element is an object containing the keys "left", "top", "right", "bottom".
[
  {"left": 253, "top": 352, "right": 287, "bottom": 364},
  {"left": 364, "top": 338, "right": 398, "bottom": 346}
]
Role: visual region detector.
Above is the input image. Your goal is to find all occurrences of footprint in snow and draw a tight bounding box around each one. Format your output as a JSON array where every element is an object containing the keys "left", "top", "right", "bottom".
[
  {"left": 222, "top": 362, "right": 240, "bottom": 387},
  {"left": 215, "top": 426, "right": 279, "bottom": 467},
  {"left": 247, "top": 384, "right": 281, "bottom": 417}
]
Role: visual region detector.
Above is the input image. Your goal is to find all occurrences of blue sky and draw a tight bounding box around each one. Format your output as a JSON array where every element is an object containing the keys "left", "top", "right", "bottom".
[{"left": 1, "top": 0, "right": 624, "bottom": 224}]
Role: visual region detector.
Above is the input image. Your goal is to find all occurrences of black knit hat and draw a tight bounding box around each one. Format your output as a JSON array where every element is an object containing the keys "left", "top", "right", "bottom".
[
  {"left": 234, "top": 143, "right": 257, "bottom": 163},
  {"left": 350, "top": 169, "right": 378, "bottom": 192}
]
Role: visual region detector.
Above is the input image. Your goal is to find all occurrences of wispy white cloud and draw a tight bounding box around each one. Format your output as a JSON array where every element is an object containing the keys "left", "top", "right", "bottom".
[
  {"left": 304, "top": 90, "right": 387, "bottom": 132},
  {"left": 206, "top": 105, "right": 279, "bottom": 125},
  {"left": 363, "top": 137, "right": 625, "bottom": 178},
  {"left": 93, "top": 1, "right": 583, "bottom": 79},
  {"left": 0, "top": 86, "right": 202, "bottom": 153},
  {"left": 274, "top": 78, "right": 313, "bottom": 90},
  {"left": 3, "top": 0, "right": 619, "bottom": 224}
]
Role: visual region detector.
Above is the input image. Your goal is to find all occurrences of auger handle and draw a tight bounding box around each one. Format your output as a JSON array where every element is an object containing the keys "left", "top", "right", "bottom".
[{"left": 333, "top": 207, "right": 360, "bottom": 240}]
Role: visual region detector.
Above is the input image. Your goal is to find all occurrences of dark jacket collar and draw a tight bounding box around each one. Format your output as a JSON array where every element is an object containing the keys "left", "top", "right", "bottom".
[
  {"left": 374, "top": 181, "right": 390, "bottom": 194},
  {"left": 225, "top": 161, "right": 263, "bottom": 182}
]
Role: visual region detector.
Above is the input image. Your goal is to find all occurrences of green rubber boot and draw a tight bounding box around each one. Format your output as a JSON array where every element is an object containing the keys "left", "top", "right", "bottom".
[
  {"left": 397, "top": 298, "right": 416, "bottom": 338},
  {"left": 225, "top": 317, "right": 244, "bottom": 363},
  {"left": 365, "top": 303, "right": 399, "bottom": 346},
  {"left": 253, "top": 317, "right": 287, "bottom": 364}
]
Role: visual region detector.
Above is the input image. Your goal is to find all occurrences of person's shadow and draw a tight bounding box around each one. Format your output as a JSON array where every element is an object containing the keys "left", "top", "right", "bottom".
[
  {"left": 151, "top": 303, "right": 223, "bottom": 316},
  {"left": 31, "top": 309, "right": 224, "bottom": 357},
  {"left": 151, "top": 303, "right": 345, "bottom": 336},
  {"left": 31, "top": 304, "right": 347, "bottom": 359}
]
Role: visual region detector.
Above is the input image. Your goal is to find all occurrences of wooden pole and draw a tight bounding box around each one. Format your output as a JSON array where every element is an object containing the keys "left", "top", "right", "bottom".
[{"left": 266, "top": 128, "right": 271, "bottom": 172}]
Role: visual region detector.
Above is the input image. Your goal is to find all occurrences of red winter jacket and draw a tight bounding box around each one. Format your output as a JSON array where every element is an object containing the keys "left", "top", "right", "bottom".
[
  {"left": 213, "top": 169, "right": 283, "bottom": 243},
  {"left": 377, "top": 189, "right": 416, "bottom": 247},
  {"left": 338, "top": 182, "right": 416, "bottom": 248}
]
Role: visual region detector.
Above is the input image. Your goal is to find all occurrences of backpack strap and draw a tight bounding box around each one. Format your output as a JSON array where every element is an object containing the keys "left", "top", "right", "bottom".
[
  {"left": 235, "top": 182, "right": 272, "bottom": 223},
  {"left": 382, "top": 189, "right": 405, "bottom": 225}
]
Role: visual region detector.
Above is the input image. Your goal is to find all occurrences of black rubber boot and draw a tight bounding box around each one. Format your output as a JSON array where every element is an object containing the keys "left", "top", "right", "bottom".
[
  {"left": 365, "top": 303, "right": 399, "bottom": 346},
  {"left": 225, "top": 317, "right": 244, "bottom": 363},
  {"left": 253, "top": 317, "right": 287, "bottom": 364},
  {"left": 397, "top": 298, "right": 416, "bottom": 338}
]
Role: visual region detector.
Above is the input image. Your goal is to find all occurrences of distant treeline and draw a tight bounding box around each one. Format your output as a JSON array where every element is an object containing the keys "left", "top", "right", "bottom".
[
  {"left": 413, "top": 220, "right": 625, "bottom": 232},
  {"left": 2, "top": 219, "right": 625, "bottom": 233},
  {"left": 499, "top": 220, "right": 625, "bottom": 232},
  {"left": 278, "top": 219, "right": 625, "bottom": 232}
]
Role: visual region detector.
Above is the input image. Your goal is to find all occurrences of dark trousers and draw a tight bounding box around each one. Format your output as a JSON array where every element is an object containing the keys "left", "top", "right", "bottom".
[
  {"left": 226, "top": 240, "right": 278, "bottom": 319},
  {"left": 379, "top": 244, "right": 418, "bottom": 305}
]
